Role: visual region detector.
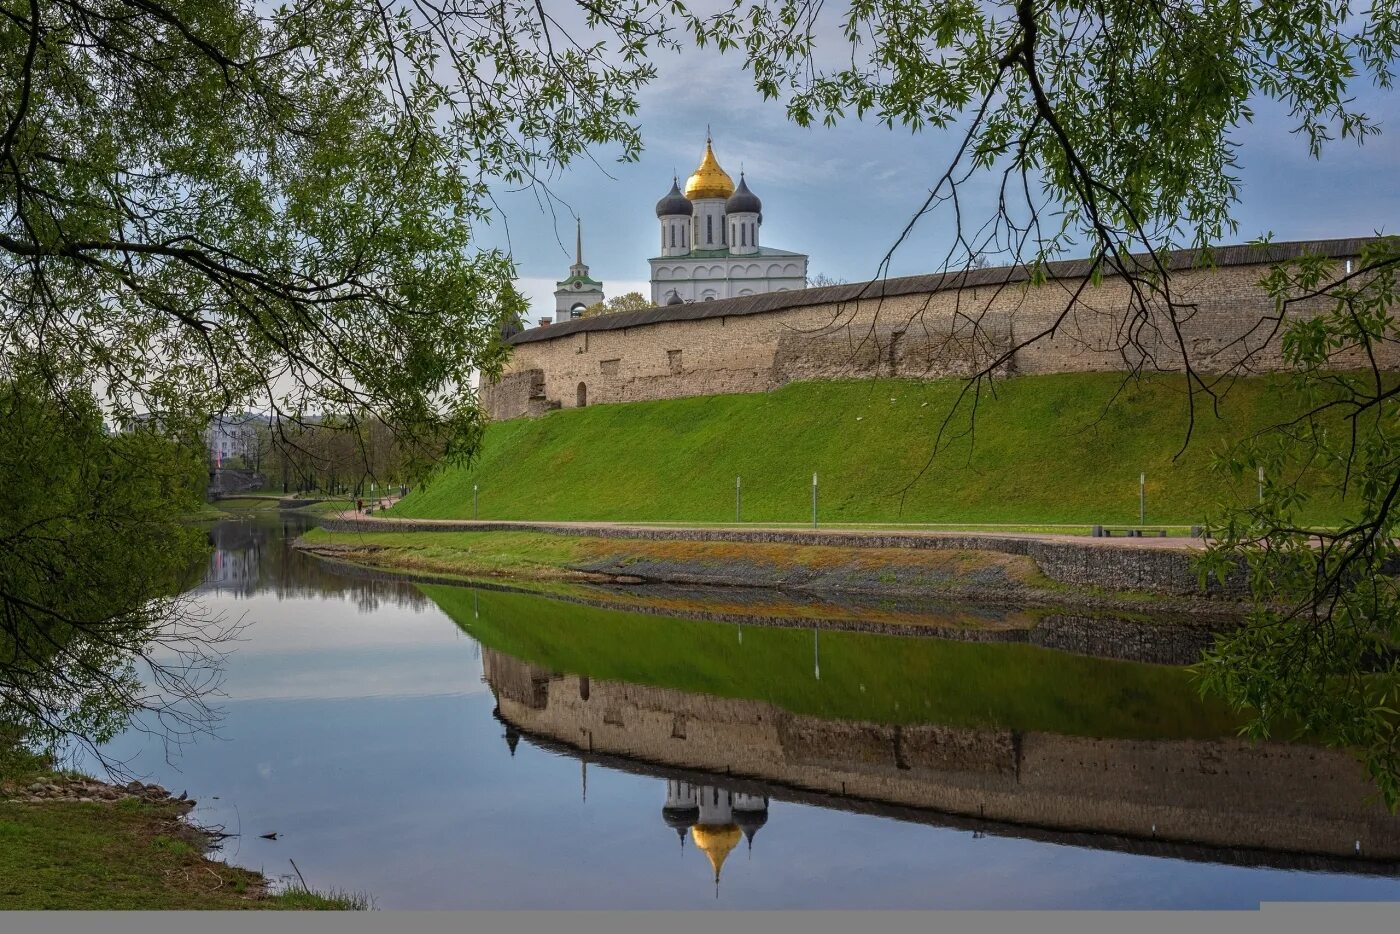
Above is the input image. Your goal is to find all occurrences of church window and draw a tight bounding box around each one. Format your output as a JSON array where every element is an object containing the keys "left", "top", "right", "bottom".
[
  {"left": 741, "top": 224, "right": 747, "bottom": 247},
  {"left": 670, "top": 226, "right": 675, "bottom": 248},
  {"left": 706, "top": 215, "right": 712, "bottom": 244}
]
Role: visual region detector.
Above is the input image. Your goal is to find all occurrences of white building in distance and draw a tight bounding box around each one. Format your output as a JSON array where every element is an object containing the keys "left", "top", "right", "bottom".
[{"left": 650, "top": 137, "right": 808, "bottom": 305}]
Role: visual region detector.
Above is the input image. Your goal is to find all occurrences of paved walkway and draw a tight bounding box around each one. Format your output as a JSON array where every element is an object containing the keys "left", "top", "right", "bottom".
[{"left": 323, "top": 511, "right": 1207, "bottom": 552}]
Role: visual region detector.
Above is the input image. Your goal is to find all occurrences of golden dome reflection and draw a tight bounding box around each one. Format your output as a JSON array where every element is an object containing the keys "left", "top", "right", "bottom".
[
  {"left": 690, "top": 823, "right": 742, "bottom": 882},
  {"left": 684, "top": 139, "right": 735, "bottom": 201}
]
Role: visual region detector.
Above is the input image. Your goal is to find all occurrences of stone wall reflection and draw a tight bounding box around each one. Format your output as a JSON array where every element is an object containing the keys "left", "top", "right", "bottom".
[{"left": 482, "top": 647, "right": 1400, "bottom": 866}]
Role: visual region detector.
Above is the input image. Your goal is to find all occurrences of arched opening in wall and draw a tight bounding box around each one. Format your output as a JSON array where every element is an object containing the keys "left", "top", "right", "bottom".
[{"left": 577, "top": 383, "right": 587, "bottom": 407}]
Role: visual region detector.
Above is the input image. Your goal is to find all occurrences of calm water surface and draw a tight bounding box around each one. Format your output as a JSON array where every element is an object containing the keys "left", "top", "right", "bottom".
[{"left": 93, "top": 513, "right": 1400, "bottom": 909}]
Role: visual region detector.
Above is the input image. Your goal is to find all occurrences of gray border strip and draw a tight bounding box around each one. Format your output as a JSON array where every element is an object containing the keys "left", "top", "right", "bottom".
[{"left": 4, "top": 905, "right": 1400, "bottom": 931}]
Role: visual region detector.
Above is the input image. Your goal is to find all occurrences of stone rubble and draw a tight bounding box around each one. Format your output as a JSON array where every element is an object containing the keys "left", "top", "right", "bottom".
[{"left": 4, "top": 776, "right": 196, "bottom": 810}]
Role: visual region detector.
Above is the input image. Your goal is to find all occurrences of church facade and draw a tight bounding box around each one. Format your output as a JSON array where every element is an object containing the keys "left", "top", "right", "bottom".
[{"left": 650, "top": 138, "right": 808, "bottom": 305}]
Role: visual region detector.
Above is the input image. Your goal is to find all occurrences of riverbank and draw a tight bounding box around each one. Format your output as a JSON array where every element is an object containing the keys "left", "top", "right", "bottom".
[
  {"left": 295, "top": 520, "right": 1250, "bottom": 626},
  {"left": 0, "top": 749, "right": 366, "bottom": 910}
]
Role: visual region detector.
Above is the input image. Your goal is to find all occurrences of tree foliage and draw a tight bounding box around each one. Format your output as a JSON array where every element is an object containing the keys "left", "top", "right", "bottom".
[
  {"left": 0, "top": 0, "right": 681, "bottom": 471},
  {"left": 0, "top": 371, "right": 218, "bottom": 766},
  {"left": 581, "top": 291, "right": 651, "bottom": 317},
  {"left": 1196, "top": 237, "right": 1400, "bottom": 804}
]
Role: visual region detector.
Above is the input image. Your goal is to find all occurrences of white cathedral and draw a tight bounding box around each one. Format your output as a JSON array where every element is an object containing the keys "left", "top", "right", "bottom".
[
  {"left": 542, "top": 137, "right": 809, "bottom": 325},
  {"left": 650, "top": 136, "right": 809, "bottom": 305}
]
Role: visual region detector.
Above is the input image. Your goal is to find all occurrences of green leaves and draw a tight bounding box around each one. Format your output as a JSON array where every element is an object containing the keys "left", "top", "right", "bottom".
[
  {"left": 0, "top": 372, "right": 210, "bottom": 757},
  {"left": 1196, "top": 237, "right": 1400, "bottom": 808}
]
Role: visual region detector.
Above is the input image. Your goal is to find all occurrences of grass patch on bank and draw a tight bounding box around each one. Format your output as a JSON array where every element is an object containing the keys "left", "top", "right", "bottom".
[
  {"left": 0, "top": 796, "right": 366, "bottom": 910},
  {"left": 394, "top": 373, "right": 1349, "bottom": 526},
  {"left": 214, "top": 496, "right": 283, "bottom": 511},
  {"left": 183, "top": 502, "right": 232, "bottom": 521}
]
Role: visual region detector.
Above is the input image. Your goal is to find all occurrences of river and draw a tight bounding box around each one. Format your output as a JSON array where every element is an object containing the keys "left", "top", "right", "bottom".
[{"left": 92, "top": 512, "right": 1400, "bottom": 909}]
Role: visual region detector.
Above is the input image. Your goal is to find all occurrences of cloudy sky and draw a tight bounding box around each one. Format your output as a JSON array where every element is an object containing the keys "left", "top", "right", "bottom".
[{"left": 477, "top": 24, "right": 1400, "bottom": 322}]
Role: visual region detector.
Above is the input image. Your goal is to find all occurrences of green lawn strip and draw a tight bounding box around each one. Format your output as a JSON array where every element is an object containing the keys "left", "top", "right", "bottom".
[
  {"left": 290, "top": 498, "right": 359, "bottom": 516},
  {"left": 213, "top": 497, "right": 285, "bottom": 510},
  {"left": 0, "top": 796, "right": 365, "bottom": 909},
  {"left": 392, "top": 373, "right": 1352, "bottom": 526},
  {"left": 427, "top": 584, "right": 1245, "bottom": 741}
]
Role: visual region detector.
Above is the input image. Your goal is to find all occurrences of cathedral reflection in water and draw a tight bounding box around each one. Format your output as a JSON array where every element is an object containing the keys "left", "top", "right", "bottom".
[
  {"left": 497, "top": 713, "right": 770, "bottom": 893},
  {"left": 662, "top": 779, "right": 769, "bottom": 893}
]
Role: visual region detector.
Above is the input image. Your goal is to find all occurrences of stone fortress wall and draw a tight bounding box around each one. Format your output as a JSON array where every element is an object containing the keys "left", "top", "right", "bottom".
[
  {"left": 483, "top": 648, "right": 1400, "bottom": 861},
  {"left": 484, "top": 238, "right": 1393, "bottom": 420}
]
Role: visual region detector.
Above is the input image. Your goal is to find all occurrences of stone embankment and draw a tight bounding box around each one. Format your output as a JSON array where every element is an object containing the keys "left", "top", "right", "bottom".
[{"left": 316, "top": 513, "right": 1245, "bottom": 598}]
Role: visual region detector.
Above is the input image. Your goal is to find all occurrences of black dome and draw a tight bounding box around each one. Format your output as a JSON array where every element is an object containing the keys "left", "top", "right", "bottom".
[
  {"left": 665, "top": 291, "right": 685, "bottom": 306},
  {"left": 655, "top": 178, "right": 693, "bottom": 217},
  {"left": 725, "top": 174, "right": 762, "bottom": 214},
  {"left": 662, "top": 806, "right": 699, "bottom": 830},
  {"left": 734, "top": 808, "right": 768, "bottom": 834}
]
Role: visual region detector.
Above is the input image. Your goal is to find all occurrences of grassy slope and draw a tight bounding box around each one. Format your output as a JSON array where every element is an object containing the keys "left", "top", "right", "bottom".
[
  {"left": 394, "top": 374, "right": 1346, "bottom": 526},
  {"left": 428, "top": 584, "right": 1245, "bottom": 740}
]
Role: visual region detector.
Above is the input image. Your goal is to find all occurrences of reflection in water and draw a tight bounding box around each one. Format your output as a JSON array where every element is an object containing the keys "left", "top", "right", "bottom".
[
  {"left": 195, "top": 514, "right": 430, "bottom": 611},
  {"left": 479, "top": 643, "right": 1400, "bottom": 874},
  {"left": 90, "top": 514, "right": 1400, "bottom": 908}
]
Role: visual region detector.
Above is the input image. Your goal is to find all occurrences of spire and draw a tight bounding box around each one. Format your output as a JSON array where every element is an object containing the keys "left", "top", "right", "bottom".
[{"left": 575, "top": 218, "right": 583, "bottom": 266}]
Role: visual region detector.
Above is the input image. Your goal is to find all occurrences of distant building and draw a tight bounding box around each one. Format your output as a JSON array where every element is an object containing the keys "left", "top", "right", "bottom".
[{"left": 203, "top": 413, "right": 264, "bottom": 466}]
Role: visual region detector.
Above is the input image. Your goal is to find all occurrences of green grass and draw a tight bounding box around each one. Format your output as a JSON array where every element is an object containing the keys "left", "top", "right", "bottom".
[
  {"left": 215, "top": 496, "right": 283, "bottom": 510},
  {"left": 393, "top": 373, "right": 1349, "bottom": 526},
  {"left": 0, "top": 796, "right": 367, "bottom": 909},
  {"left": 428, "top": 584, "right": 1248, "bottom": 740},
  {"left": 290, "top": 497, "right": 359, "bottom": 516},
  {"left": 183, "top": 502, "right": 232, "bottom": 521}
]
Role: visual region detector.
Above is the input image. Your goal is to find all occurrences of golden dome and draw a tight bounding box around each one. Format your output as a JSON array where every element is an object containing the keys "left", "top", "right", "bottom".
[
  {"left": 684, "top": 140, "right": 735, "bottom": 201},
  {"left": 691, "top": 823, "right": 742, "bottom": 881}
]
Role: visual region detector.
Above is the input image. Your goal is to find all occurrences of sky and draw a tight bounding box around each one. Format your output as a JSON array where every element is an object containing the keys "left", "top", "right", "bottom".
[{"left": 476, "top": 22, "right": 1400, "bottom": 323}]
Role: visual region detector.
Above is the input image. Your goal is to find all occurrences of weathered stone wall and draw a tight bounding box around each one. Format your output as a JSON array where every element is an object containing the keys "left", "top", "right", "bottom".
[
  {"left": 488, "top": 241, "right": 1392, "bottom": 418},
  {"left": 479, "top": 368, "right": 557, "bottom": 421},
  {"left": 484, "top": 649, "right": 1400, "bottom": 860}
]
